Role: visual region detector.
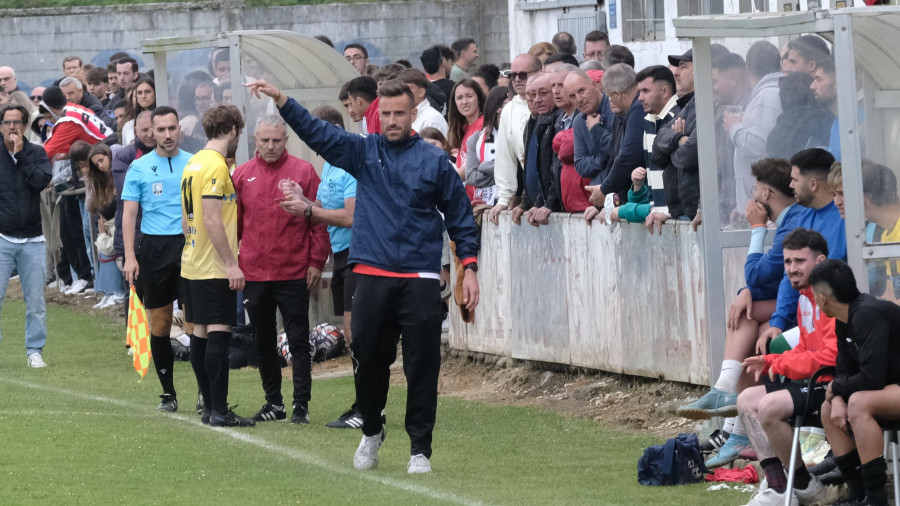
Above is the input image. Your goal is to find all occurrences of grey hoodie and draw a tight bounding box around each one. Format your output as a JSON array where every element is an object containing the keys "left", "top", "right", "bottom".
[{"left": 729, "top": 71, "right": 783, "bottom": 209}]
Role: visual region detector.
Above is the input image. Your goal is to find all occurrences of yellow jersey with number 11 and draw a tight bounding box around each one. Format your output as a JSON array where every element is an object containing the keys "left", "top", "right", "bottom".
[{"left": 180, "top": 149, "right": 238, "bottom": 280}]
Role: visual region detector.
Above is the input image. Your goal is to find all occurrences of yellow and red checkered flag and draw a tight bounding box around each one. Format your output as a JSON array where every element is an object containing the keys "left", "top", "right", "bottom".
[{"left": 127, "top": 285, "right": 152, "bottom": 378}]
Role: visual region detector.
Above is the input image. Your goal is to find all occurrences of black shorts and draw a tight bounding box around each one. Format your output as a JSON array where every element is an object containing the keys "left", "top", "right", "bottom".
[
  {"left": 136, "top": 234, "right": 185, "bottom": 310},
  {"left": 331, "top": 248, "right": 357, "bottom": 316},
  {"left": 183, "top": 278, "right": 237, "bottom": 326},
  {"left": 765, "top": 381, "right": 828, "bottom": 419}
]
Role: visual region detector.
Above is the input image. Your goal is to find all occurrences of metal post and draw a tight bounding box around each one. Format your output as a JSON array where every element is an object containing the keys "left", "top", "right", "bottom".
[
  {"left": 227, "top": 34, "right": 250, "bottom": 167},
  {"left": 152, "top": 51, "right": 169, "bottom": 110},
  {"left": 831, "top": 13, "right": 868, "bottom": 292},
  {"left": 692, "top": 36, "right": 727, "bottom": 385}
]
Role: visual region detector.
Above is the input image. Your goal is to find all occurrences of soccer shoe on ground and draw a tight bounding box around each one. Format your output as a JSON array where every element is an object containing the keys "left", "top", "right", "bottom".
[
  {"left": 156, "top": 394, "right": 178, "bottom": 412},
  {"left": 408, "top": 454, "right": 432, "bottom": 474},
  {"left": 744, "top": 487, "right": 799, "bottom": 506},
  {"left": 291, "top": 402, "right": 309, "bottom": 424},
  {"left": 353, "top": 426, "right": 386, "bottom": 470},
  {"left": 706, "top": 433, "right": 751, "bottom": 468},
  {"left": 26, "top": 353, "right": 47, "bottom": 368},
  {"left": 700, "top": 429, "right": 730, "bottom": 454},
  {"left": 793, "top": 475, "right": 827, "bottom": 504},
  {"left": 738, "top": 446, "right": 757, "bottom": 461},
  {"left": 802, "top": 438, "right": 831, "bottom": 467},
  {"left": 252, "top": 402, "right": 286, "bottom": 422},
  {"left": 326, "top": 408, "right": 363, "bottom": 429},
  {"left": 200, "top": 408, "right": 211, "bottom": 425},
  {"left": 676, "top": 388, "right": 738, "bottom": 419},
  {"left": 209, "top": 408, "right": 256, "bottom": 427},
  {"left": 809, "top": 452, "right": 835, "bottom": 476}
]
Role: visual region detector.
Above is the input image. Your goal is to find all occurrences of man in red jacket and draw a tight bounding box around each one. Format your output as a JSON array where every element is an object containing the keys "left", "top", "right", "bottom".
[
  {"left": 737, "top": 228, "right": 836, "bottom": 506},
  {"left": 233, "top": 114, "right": 330, "bottom": 425},
  {"left": 40, "top": 86, "right": 111, "bottom": 159}
]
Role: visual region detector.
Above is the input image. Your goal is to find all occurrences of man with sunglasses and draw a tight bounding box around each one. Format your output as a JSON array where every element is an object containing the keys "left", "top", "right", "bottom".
[
  {"left": 29, "top": 87, "right": 45, "bottom": 105},
  {"left": 488, "top": 53, "right": 542, "bottom": 225}
]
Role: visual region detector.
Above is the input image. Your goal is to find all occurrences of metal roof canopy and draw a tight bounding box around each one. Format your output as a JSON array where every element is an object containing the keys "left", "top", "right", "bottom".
[
  {"left": 674, "top": 7, "right": 900, "bottom": 384},
  {"left": 142, "top": 30, "right": 359, "bottom": 167}
]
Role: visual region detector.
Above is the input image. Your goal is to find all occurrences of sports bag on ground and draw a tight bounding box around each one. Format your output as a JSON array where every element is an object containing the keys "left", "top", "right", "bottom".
[{"left": 637, "top": 433, "right": 708, "bottom": 486}]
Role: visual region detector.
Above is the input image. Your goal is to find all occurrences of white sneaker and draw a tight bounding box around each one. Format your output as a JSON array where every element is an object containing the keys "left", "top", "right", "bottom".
[
  {"left": 353, "top": 426, "right": 385, "bottom": 470},
  {"left": 408, "top": 454, "right": 432, "bottom": 474},
  {"left": 110, "top": 293, "right": 126, "bottom": 305},
  {"left": 92, "top": 295, "right": 111, "bottom": 309},
  {"left": 98, "top": 297, "right": 118, "bottom": 309},
  {"left": 66, "top": 279, "right": 89, "bottom": 295},
  {"left": 27, "top": 353, "right": 47, "bottom": 368},
  {"left": 793, "top": 475, "right": 826, "bottom": 505},
  {"left": 745, "top": 487, "right": 798, "bottom": 506}
]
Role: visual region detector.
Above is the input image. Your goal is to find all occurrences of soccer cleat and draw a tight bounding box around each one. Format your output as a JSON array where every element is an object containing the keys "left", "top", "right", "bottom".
[
  {"left": 809, "top": 452, "right": 836, "bottom": 476},
  {"left": 291, "top": 402, "right": 310, "bottom": 424},
  {"left": 676, "top": 388, "right": 738, "bottom": 419},
  {"left": 408, "top": 454, "right": 432, "bottom": 474},
  {"left": 326, "top": 408, "right": 363, "bottom": 429},
  {"left": 353, "top": 426, "right": 386, "bottom": 470},
  {"left": 793, "top": 475, "right": 827, "bottom": 504},
  {"left": 209, "top": 408, "right": 256, "bottom": 427},
  {"left": 200, "top": 408, "right": 211, "bottom": 425},
  {"left": 252, "top": 402, "right": 286, "bottom": 422},
  {"left": 156, "top": 394, "right": 178, "bottom": 412},
  {"left": 26, "top": 353, "right": 47, "bottom": 368},
  {"left": 737, "top": 446, "right": 757, "bottom": 461},
  {"left": 744, "top": 487, "right": 799, "bottom": 506},
  {"left": 700, "top": 429, "right": 730, "bottom": 454},
  {"left": 706, "top": 433, "right": 751, "bottom": 468}
]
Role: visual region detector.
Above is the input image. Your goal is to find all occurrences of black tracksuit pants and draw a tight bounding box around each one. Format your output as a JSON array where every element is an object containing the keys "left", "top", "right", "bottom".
[
  {"left": 56, "top": 195, "right": 92, "bottom": 284},
  {"left": 351, "top": 275, "right": 443, "bottom": 458},
  {"left": 243, "top": 279, "right": 311, "bottom": 407}
]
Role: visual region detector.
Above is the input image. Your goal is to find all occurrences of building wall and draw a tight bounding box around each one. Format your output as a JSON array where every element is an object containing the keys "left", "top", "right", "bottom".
[{"left": 0, "top": 0, "right": 509, "bottom": 92}]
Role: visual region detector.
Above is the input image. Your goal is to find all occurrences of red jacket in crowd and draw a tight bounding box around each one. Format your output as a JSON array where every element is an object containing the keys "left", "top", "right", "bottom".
[
  {"left": 364, "top": 97, "right": 381, "bottom": 134},
  {"left": 44, "top": 103, "right": 108, "bottom": 159},
  {"left": 763, "top": 286, "right": 837, "bottom": 381},
  {"left": 554, "top": 129, "right": 592, "bottom": 212},
  {"left": 233, "top": 149, "right": 330, "bottom": 282}
]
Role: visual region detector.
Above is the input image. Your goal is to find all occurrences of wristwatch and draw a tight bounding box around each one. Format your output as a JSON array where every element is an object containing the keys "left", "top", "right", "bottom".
[
  {"left": 304, "top": 204, "right": 313, "bottom": 217},
  {"left": 463, "top": 262, "right": 478, "bottom": 272}
]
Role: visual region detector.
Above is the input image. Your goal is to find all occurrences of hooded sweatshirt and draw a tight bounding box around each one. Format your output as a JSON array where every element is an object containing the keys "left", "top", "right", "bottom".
[
  {"left": 554, "top": 129, "right": 592, "bottom": 212},
  {"left": 729, "top": 72, "right": 783, "bottom": 208}
]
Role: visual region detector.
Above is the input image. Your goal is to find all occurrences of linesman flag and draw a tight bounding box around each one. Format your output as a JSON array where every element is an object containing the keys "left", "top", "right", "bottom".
[{"left": 127, "top": 285, "right": 152, "bottom": 378}]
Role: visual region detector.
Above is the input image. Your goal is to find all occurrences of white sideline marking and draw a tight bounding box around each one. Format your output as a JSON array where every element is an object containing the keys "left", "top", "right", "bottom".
[{"left": 0, "top": 377, "right": 487, "bottom": 506}]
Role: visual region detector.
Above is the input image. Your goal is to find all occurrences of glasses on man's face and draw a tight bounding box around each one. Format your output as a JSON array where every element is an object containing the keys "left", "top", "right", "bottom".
[
  {"left": 30, "top": 96, "right": 41, "bottom": 102},
  {"left": 1, "top": 120, "right": 24, "bottom": 127},
  {"left": 195, "top": 96, "right": 214, "bottom": 103},
  {"left": 345, "top": 55, "right": 365, "bottom": 62},
  {"left": 509, "top": 68, "right": 541, "bottom": 81},
  {"left": 583, "top": 52, "right": 603, "bottom": 60}
]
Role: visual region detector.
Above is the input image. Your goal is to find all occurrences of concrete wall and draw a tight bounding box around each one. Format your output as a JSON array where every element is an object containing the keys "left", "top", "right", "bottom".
[
  {"left": 0, "top": 0, "right": 509, "bottom": 92},
  {"left": 449, "top": 215, "right": 749, "bottom": 386}
]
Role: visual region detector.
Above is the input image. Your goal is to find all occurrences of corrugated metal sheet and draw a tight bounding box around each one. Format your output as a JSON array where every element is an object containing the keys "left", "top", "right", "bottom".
[{"left": 450, "top": 214, "right": 749, "bottom": 386}]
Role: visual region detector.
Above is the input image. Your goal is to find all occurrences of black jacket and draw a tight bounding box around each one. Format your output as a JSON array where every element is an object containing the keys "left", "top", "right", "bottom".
[
  {"left": 0, "top": 136, "right": 52, "bottom": 238},
  {"left": 652, "top": 92, "right": 699, "bottom": 219},
  {"left": 521, "top": 108, "right": 564, "bottom": 211},
  {"left": 832, "top": 293, "right": 900, "bottom": 400},
  {"left": 766, "top": 72, "right": 833, "bottom": 159}
]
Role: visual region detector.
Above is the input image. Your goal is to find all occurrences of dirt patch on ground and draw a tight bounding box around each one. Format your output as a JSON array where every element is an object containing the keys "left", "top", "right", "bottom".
[{"left": 12, "top": 280, "right": 706, "bottom": 437}]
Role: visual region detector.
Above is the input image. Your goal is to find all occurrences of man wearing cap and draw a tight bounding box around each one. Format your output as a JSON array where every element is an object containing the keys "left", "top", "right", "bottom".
[
  {"left": 647, "top": 49, "right": 702, "bottom": 228},
  {"left": 488, "top": 53, "right": 543, "bottom": 225}
]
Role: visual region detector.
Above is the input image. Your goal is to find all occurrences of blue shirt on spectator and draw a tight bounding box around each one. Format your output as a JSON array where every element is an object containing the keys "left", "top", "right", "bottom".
[
  {"left": 316, "top": 161, "right": 356, "bottom": 253},
  {"left": 121, "top": 149, "right": 193, "bottom": 236}
]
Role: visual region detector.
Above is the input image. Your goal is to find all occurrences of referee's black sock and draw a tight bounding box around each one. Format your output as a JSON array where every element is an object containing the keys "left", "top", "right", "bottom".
[
  {"left": 189, "top": 335, "right": 211, "bottom": 409},
  {"left": 150, "top": 334, "right": 176, "bottom": 397},
  {"left": 205, "top": 331, "right": 231, "bottom": 414}
]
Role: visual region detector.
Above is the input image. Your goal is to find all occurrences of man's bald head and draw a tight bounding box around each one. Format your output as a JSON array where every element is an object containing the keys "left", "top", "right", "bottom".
[
  {"left": 0, "top": 67, "right": 16, "bottom": 93},
  {"left": 510, "top": 53, "right": 542, "bottom": 98}
]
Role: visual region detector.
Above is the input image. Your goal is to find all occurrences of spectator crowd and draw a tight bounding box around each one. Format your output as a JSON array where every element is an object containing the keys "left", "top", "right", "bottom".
[{"left": 0, "top": 27, "right": 898, "bottom": 501}]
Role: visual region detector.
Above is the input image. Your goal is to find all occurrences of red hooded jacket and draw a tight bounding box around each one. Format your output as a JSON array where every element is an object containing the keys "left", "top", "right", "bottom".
[
  {"left": 554, "top": 129, "right": 592, "bottom": 212},
  {"left": 764, "top": 287, "right": 837, "bottom": 381}
]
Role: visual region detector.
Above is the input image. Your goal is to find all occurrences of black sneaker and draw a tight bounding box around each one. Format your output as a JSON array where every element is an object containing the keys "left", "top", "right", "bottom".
[
  {"left": 809, "top": 451, "right": 836, "bottom": 476},
  {"left": 325, "top": 408, "right": 363, "bottom": 429},
  {"left": 209, "top": 408, "right": 256, "bottom": 427},
  {"left": 700, "top": 429, "right": 729, "bottom": 454},
  {"left": 201, "top": 408, "right": 211, "bottom": 425},
  {"left": 292, "top": 402, "right": 310, "bottom": 424},
  {"left": 252, "top": 402, "right": 286, "bottom": 422},
  {"left": 156, "top": 394, "right": 178, "bottom": 412}
]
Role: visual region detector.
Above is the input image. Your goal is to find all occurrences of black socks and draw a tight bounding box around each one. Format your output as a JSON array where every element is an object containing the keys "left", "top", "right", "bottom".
[
  {"left": 761, "top": 457, "right": 787, "bottom": 493},
  {"left": 835, "top": 450, "right": 865, "bottom": 500},
  {"left": 205, "top": 331, "right": 232, "bottom": 414},
  {"left": 189, "top": 335, "right": 212, "bottom": 410},
  {"left": 150, "top": 334, "right": 176, "bottom": 397},
  {"left": 861, "top": 456, "right": 888, "bottom": 505}
]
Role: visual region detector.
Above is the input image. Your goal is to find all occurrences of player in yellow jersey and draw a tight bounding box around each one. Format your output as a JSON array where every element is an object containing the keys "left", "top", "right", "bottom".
[{"left": 180, "top": 104, "right": 254, "bottom": 427}]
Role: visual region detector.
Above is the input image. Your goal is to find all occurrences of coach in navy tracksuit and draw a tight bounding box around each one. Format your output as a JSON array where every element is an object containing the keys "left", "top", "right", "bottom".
[{"left": 247, "top": 78, "right": 480, "bottom": 474}]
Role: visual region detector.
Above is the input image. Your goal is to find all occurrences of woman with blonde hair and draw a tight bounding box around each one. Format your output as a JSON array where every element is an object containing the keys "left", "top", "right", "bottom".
[{"left": 528, "top": 42, "right": 557, "bottom": 64}]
